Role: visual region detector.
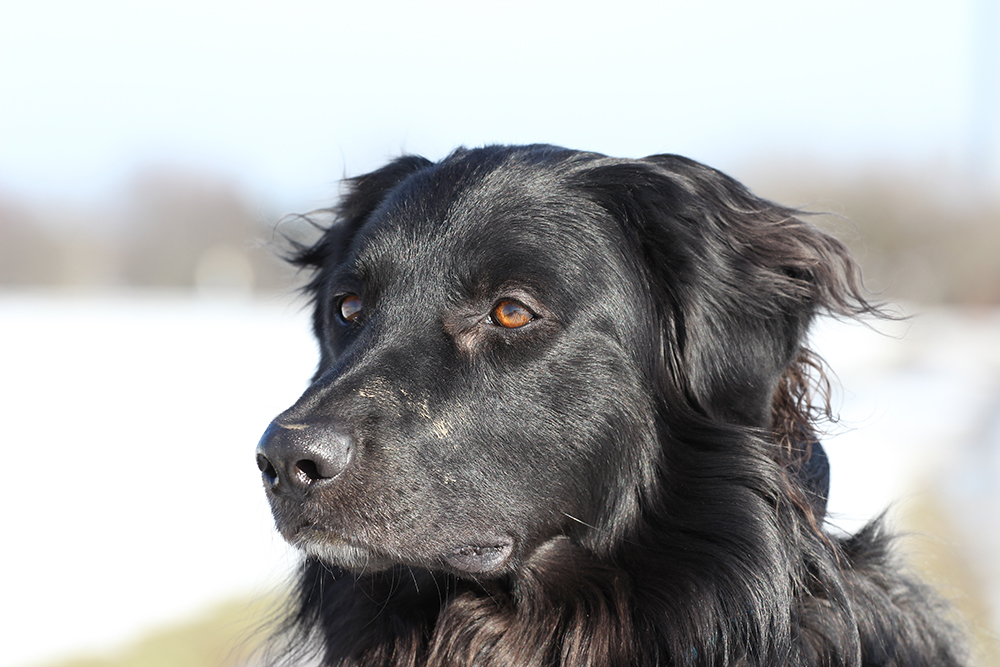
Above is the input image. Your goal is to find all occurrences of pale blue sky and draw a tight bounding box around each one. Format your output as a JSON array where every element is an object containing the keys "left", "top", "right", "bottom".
[{"left": 0, "top": 0, "right": 991, "bottom": 211}]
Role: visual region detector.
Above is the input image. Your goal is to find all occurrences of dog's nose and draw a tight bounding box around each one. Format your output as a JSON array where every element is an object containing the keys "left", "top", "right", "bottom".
[{"left": 255, "top": 421, "right": 353, "bottom": 494}]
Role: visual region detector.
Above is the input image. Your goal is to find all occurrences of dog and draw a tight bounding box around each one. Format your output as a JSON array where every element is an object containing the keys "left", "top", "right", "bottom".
[{"left": 256, "top": 145, "right": 967, "bottom": 666}]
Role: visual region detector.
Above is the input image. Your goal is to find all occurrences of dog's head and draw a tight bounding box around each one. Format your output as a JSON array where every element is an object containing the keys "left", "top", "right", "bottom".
[{"left": 256, "top": 145, "right": 869, "bottom": 577}]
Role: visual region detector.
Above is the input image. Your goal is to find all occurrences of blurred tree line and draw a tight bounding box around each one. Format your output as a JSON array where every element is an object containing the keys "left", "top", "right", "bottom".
[
  {"left": 752, "top": 165, "right": 1000, "bottom": 305},
  {"left": 1, "top": 164, "right": 998, "bottom": 303},
  {"left": 0, "top": 168, "right": 304, "bottom": 293}
]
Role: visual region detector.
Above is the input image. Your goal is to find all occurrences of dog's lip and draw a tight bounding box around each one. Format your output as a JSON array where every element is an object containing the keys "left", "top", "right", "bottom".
[
  {"left": 441, "top": 535, "right": 515, "bottom": 573},
  {"left": 277, "top": 520, "right": 354, "bottom": 549},
  {"left": 279, "top": 519, "right": 515, "bottom": 574}
]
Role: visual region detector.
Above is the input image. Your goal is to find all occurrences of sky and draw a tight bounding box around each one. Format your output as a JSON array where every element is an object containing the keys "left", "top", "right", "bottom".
[{"left": 1, "top": 0, "right": 995, "bottom": 214}]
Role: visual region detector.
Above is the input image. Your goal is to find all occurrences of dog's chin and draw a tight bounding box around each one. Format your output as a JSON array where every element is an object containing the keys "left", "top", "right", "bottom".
[{"left": 295, "top": 531, "right": 395, "bottom": 572}]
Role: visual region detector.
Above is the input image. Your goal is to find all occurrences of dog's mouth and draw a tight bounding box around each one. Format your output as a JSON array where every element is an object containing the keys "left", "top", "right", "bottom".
[
  {"left": 441, "top": 537, "right": 514, "bottom": 573},
  {"left": 284, "top": 521, "right": 515, "bottom": 575}
]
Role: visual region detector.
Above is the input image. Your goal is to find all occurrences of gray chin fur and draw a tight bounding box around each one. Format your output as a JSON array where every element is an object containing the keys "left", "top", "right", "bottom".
[{"left": 299, "top": 535, "right": 390, "bottom": 571}]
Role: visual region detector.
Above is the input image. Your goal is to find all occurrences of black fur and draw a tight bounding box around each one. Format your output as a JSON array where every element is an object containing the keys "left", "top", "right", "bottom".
[{"left": 256, "top": 145, "right": 967, "bottom": 666}]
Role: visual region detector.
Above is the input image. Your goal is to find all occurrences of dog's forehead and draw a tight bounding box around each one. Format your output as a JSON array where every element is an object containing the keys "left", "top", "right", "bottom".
[{"left": 349, "top": 159, "right": 623, "bottom": 287}]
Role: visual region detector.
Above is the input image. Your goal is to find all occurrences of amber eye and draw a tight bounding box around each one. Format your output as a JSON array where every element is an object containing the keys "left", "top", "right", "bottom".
[
  {"left": 338, "top": 294, "right": 363, "bottom": 323},
  {"left": 492, "top": 300, "right": 534, "bottom": 329}
]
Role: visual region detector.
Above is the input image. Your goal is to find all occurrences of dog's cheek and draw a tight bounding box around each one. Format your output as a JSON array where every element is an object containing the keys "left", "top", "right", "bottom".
[
  {"left": 449, "top": 339, "right": 652, "bottom": 532},
  {"left": 532, "top": 340, "right": 655, "bottom": 522}
]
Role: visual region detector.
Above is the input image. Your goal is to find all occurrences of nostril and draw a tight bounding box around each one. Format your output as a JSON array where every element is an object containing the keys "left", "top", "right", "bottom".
[
  {"left": 257, "top": 420, "right": 353, "bottom": 492},
  {"left": 257, "top": 453, "right": 278, "bottom": 485},
  {"left": 293, "top": 459, "right": 323, "bottom": 485}
]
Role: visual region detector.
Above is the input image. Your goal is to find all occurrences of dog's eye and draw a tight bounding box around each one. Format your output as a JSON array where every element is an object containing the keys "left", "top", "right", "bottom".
[
  {"left": 338, "top": 294, "right": 363, "bottom": 323},
  {"left": 491, "top": 300, "right": 534, "bottom": 329}
]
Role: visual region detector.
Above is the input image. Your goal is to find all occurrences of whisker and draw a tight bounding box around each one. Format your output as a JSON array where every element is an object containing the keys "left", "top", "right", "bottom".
[{"left": 563, "top": 512, "right": 599, "bottom": 530}]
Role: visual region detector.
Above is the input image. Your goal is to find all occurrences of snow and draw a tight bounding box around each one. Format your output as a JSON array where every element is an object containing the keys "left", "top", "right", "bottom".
[
  {"left": 1, "top": 293, "right": 997, "bottom": 666},
  {"left": 0, "top": 292, "right": 314, "bottom": 667}
]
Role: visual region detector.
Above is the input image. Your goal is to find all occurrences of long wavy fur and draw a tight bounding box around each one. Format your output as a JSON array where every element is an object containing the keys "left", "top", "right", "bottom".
[{"left": 260, "top": 145, "right": 967, "bottom": 666}]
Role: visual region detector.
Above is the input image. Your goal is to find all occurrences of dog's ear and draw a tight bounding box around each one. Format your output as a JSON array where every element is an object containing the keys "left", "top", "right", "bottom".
[
  {"left": 289, "top": 154, "right": 434, "bottom": 276},
  {"left": 286, "top": 154, "right": 434, "bottom": 368},
  {"left": 574, "top": 155, "right": 875, "bottom": 432}
]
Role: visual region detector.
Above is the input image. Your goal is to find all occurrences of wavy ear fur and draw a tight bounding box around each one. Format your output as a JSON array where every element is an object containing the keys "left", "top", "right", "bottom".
[
  {"left": 286, "top": 155, "right": 434, "bottom": 370},
  {"left": 573, "top": 154, "right": 877, "bottom": 446},
  {"left": 289, "top": 154, "right": 435, "bottom": 278}
]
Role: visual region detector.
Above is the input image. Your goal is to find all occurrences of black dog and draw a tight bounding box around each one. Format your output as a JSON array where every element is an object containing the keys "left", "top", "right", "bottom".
[{"left": 256, "top": 145, "right": 966, "bottom": 666}]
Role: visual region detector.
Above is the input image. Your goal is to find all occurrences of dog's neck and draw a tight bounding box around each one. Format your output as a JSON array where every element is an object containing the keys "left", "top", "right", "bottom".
[{"left": 304, "top": 522, "right": 801, "bottom": 667}]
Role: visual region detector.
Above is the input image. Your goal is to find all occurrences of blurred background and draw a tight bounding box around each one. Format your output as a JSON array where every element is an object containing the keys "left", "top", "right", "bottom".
[{"left": 1, "top": 0, "right": 998, "bottom": 665}]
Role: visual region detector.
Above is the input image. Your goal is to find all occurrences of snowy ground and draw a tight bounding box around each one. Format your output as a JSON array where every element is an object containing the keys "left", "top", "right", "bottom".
[{"left": 1, "top": 292, "right": 997, "bottom": 667}]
